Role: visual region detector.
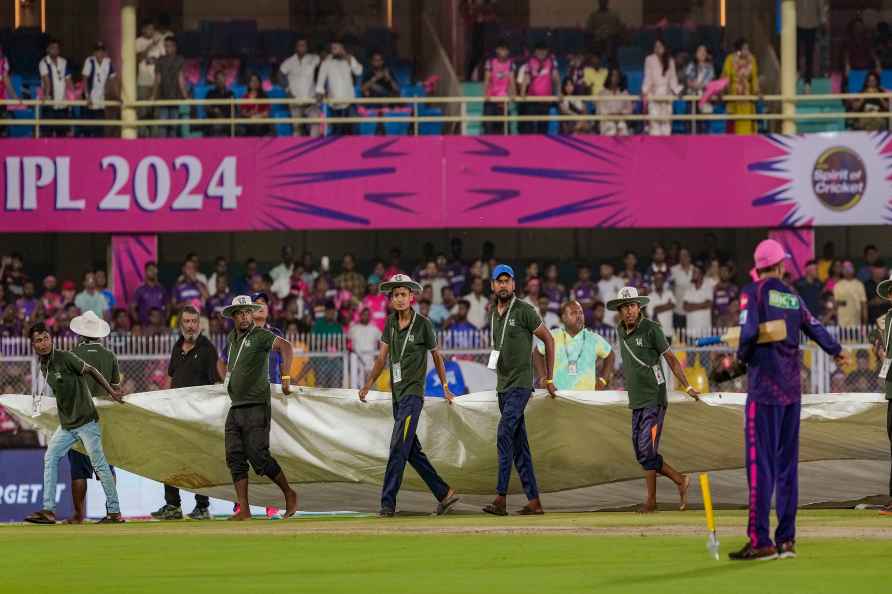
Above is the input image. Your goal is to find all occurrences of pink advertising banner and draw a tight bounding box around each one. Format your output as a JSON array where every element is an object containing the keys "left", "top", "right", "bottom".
[
  {"left": 111, "top": 234, "right": 157, "bottom": 307},
  {"left": 1, "top": 133, "right": 890, "bottom": 232}
]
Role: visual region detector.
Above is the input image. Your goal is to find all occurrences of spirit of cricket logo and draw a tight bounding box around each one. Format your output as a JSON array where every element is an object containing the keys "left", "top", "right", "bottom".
[{"left": 768, "top": 290, "right": 799, "bottom": 310}]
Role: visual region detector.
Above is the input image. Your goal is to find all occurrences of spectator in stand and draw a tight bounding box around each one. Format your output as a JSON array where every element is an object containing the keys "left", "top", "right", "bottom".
[
  {"left": 153, "top": 36, "right": 188, "bottom": 138},
  {"left": 335, "top": 253, "right": 367, "bottom": 299},
  {"left": 131, "top": 261, "right": 167, "bottom": 326},
  {"left": 184, "top": 253, "right": 209, "bottom": 287},
  {"left": 135, "top": 20, "right": 165, "bottom": 137},
  {"left": 205, "top": 274, "right": 232, "bottom": 319},
  {"left": 270, "top": 245, "right": 296, "bottom": 288},
  {"left": 598, "top": 67, "right": 633, "bottom": 135},
  {"left": 858, "top": 245, "right": 881, "bottom": 283},
  {"left": 462, "top": 276, "right": 489, "bottom": 330},
  {"left": 846, "top": 349, "right": 876, "bottom": 392},
  {"left": 312, "top": 302, "right": 343, "bottom": 336},
  {"left": 537, "top": 296, "right": 561, "bottom": 330},
  {"left": 824, "top": 259, "right": 842, "bottom": 293},
  {"left": 41, "top": 276, "right": 63, "bottom": 317},
  {"left": 0, "top": 303, "right": 19, "bottom": 337},
  {"left": 205, "top": 71, "right": 234, "bottom": 137},
  {"left": 795, "top": 260, "right": 825, "bottom": 315},
  {"left": 383, "top": 248, "right": 404, "bottom": 281},
  {"left": 621, "top": 251, "right": 644, "bottom": 290},
  {"left": 834, "top": 261, "right": 867, "bottom": 327},
  {"left": 586, "top": 0, "right": 625, "bottom": 58},
  {"left": 849, "top": 72, "right": 889, "bottom": 131},
  {"left": 419, "top": 260, "right": 448, "bottom": 305},
  {"left": 482, "top": 40, "right": 516, "bottom": 135},
  {"left": 0, "top": 45, "right": 20, "bottom": 137},
  {"left": 702, "top": 258, "right": 721, "bottom": 294},
  {"left": 447, "top": 239, "right": 469, "bottom": 294},
  {"left": 566, "top": 54, "right": 589, "bottom": 95},
  {"left": 597, "top": 262, "right": 624, "bottom": 307},
  {"left": 843, "top": 15, "right": 879, "bottom": 80},
  {"left": 542, "top": 264, "right": 566, "bottom": 315},
  {"left": 642, "top": 39, "right": 682, "bottom": 136},
  {"left": 16, "top": 280, "right": 39, "bottom": 320},
  {"left": 75, "top": 272, "right": 110, "bottom": 320},
  {"left": 722, "top": 38, "right": 760, "bottom": 135},
  {"left": 39, "top": 39, "right": 74, "bottom": 138},
  {"left": 361, "top": 51, "right": 399, "bottom": 99},
  {"left": 591, "top": 300, "right": 613, "bottom": 335},
  {"left": 558, "top": 77, "right": 591, "bottom": 135},
  {"left": 430, "top": 286, "right": 456, "bottom": 328},
  {"left": 796, "top": 0, "right": 827, "bottom": 93},
  {"left": 110, "top": 308, "right": 131, "bottom": 336},
  {"left": 443, "top": 299, "right": 480, "bottom": 350},
  {"left": 817, "top": 241, "right": 835, "bottom": 281},
  {"left": 348, "top": 308, "right": 382, "bottom": 381},
  {"left": 517, "top": 42, "right": 560, "bottom": 135},
  {"left": 522, "top": 277, "right": 543, "bottom": 309},
  {"left": 94, "top": 269, "right": 115, "bottom": 309},
  {"left": 684, "top": 44, "right": 715, "bottom": 133},
  {"left": 60, "top": 280, "right": 77, "bottom": 308},
  {"left": 644, "top": 244, "right": 670, "bottom": 287},
  {"left": 712, "top": 263, "right": 739, "bottom": 326},
  {"left": 316, "top": 40, "right": 363, "bottom": 136},
  {"left": 207, "top": 256, "right": 228, "bottom": 297},
  {"left": 81, "top": 42, "right": 115, "bottom": 137},
  {"left": 361, "top": 282, "right": 389, "bottom": 331},
  {"left": 683, "top": 267, "right": 713, "bottom": 334},
  {"left": 172, "top": 259, "right": 208, "bottom": 311},
  {"left": 573, "top": 264, "right": 598, "bottom": 326},
  {"left": 144, "top": 307, "right": 168, "bottom": 336},
  {"left": 584, "top": 52, "right": 608, "bottom": 96},
  {"left": 239, "top": 73, "right": 271, "bottom": 137},
  {"left": 646, "top": 272, "right": 675, "bottom": 337},
  {"left": 819, "top": 294, "right": 838, "bottom": 327},
  {"left": 279, "top": 38, "right": 321, "bottom": 137},
  {"left": 865, "top": 262, "right": 890, "bottom": 324}
]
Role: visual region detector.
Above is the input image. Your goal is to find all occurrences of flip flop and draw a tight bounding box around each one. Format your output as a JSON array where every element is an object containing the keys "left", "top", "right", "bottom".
[
  {"left": 61, "top": 518, "right": 84, "bottom": 525},
  {"left": 23, "top": 510, "right": 56, "bottom": 525},
  {"left": 435, "top": 496, "right": 461, "bottom": 516},
  {"left": 482, "top": 503, "right": 507, "bottom": 516},
  {"left": 515, "top": 505, "right": 545, "bottom": 516}
]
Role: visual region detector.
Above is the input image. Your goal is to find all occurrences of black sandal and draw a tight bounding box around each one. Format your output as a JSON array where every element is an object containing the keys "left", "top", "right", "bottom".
[
  {"left": 515, "top": 505, "right": 544, "bottom": 515},
  {"left": 482, "top": 503, "right": 508, "bottom": 516},
  {"left": 95, "top": 514, "right": 125, "bottom": 524},
  {"left": 23, "top": 510, "right": 56, "bottom": 525}
]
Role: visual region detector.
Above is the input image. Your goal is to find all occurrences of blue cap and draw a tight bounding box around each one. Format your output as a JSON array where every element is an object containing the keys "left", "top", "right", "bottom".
[
  {"left": 251, "top": 292, "right": 270, "bottom": 304},
  {"left": 491, "top": 264, "right": 515, "bottom": 280}
]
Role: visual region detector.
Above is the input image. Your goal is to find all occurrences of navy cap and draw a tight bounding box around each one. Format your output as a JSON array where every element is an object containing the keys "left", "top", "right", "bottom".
[
  {"left": 491, "top": 264, "right": 515, "bottom": 280},
  {"left": 251, "top": 291, "right": 270, "bottom": 304}
]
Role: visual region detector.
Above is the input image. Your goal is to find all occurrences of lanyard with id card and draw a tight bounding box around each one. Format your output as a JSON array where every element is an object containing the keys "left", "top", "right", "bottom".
[
  {"left": 564, "top": 330, "right": 587, "bottom": 376},
  {"left": 489, "top": 297, "right": 516, "bottom": 370},
  {"left": 622, "top": 337, "right": 665, "bottom": 385},
  {"left": 33, "top": 352, "right": 54, "bottom": 418},
  {"left": 880, "top": 318, "right": 892, "bottom": 380},
  {"left": 225, "top": 327, "right": 256, "bottom": 389},
  {"left": 391, "top": 312, "right": 417, "bottom": 384}
]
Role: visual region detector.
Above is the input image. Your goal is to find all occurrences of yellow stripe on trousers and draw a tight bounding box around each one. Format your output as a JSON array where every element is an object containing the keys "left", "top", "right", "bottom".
[{"left": 403, "top": 415, "right": 412, "bottom": 442}]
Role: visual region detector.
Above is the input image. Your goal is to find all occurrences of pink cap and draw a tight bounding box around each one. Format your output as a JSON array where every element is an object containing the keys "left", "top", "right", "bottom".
[{"left": 753, "top": 239, "right": 790, "bottom": 270}]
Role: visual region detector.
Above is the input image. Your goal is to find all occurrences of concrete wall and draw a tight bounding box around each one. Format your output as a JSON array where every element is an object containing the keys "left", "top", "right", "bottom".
[
  {"left": 182, "top": 0, "right": 290, "bottom": 30},
  {"left": 528, "top": 0, "right": 643, "bottom": 28}
]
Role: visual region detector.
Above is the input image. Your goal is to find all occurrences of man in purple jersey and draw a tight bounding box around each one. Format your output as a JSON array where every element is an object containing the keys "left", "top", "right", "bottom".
[
  {"left": 572, "top": 264, "right": 598, "bottom": 326},
  {"left": 130, "top": 261, "right": 168, "bottom": 326},
  {"left": 729, "top": 239, "right": 848, "bottom": 561}
]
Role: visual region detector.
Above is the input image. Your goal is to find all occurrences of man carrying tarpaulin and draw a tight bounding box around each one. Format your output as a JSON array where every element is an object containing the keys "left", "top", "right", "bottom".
[{"left": 730, "top": 239, "right": 847, "bottom": 561}]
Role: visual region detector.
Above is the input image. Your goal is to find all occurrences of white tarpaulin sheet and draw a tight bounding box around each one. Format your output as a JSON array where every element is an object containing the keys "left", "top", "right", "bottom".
[{"left": 1, "top": 388, "right": 888, "bottom": 510}]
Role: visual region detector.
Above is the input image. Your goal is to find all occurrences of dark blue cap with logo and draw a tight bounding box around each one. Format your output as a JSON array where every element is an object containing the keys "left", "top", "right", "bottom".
[
  {"left": 491, "top": 264, "right": 515, "bottom": 280},
  {"left": 251, "top": 292, "right": 270, "bottom": 304}
]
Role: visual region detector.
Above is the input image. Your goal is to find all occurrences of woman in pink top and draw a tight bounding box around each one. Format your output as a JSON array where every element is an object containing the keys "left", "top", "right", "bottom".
[
  {"left": 598, "top": 68, "right": 633, "bottom": 135},
  {"left": 483, "top": 40, "right": 516, "bottom": 135},
  {"left": 642, "top": 39, "right": 681, "bottom": 136},
  {"left": 0, "top": 46, "right": 19, "bottom": 137}
]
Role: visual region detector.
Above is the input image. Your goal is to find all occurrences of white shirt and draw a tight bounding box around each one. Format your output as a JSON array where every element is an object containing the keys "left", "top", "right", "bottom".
[
  {"left": 683, "top": 283, "right": 714, "bottom": 332},
  {"left": 270, "top": 263, "right": 294, "bottom": 284},
  {"left": 208, "top": 272, "right": 225, "bottom": 297},
  {"left": 39, "top": 56, "right": 69, "bottom": 106},
  {"left": 316, "top": 55, "right": 363, "bottom": 107},
  {"left": 348, "top": 322, "right": 382, "bottom": 357},
  {"left": 279, "top": 53, "right": 320, "bottom": 99},
  {"left": 670, "top": 264, "right": 694, "bottom": 314},
  {"left": 136, "top": 34, "right": 165, "bottom": 87},
  {"left": 540, "top": 310, "right": 561, "bottom": 330},
  {"left": 82, "top": 56, "right": 115, "bottom": 109},
  {"left": 646, "top": 288, "right": 675, "bottom": 337},
  {"left": 463, "top": 292, "right": 489, "bottom": 330},
  {"left": 598, "top": 276, "right": 625, "bottom": 303}
]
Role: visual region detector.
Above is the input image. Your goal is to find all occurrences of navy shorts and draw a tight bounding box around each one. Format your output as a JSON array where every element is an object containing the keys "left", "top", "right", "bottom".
[
  {"left": 631, "top": 405, "right": 667, "bottom": 471},
  {"left": 68, "top": 449, "right": 115, "bottom": 481}
]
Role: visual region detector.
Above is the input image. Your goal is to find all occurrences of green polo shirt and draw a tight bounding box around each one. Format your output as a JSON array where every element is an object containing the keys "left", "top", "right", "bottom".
[
  {"left": 491, "top": 298, "right": 542, "bottom": 392},
  {"left": 226, "top": 327, "right": 277, "bottom": 407},
  {"left": 617, "top": 316, "right": 671, "bottom": 409},
  {"left": 382, "top": 312, "right": 437, "bottom": 401},
  {"left": 73, "top": 340, "right": 121, "bottom": 399},
  {"left": 40, "top": 350, "right": 98, "bottom": 430},
  {"left": 877, "top": 316, "right": 892, "bottom": 400}
]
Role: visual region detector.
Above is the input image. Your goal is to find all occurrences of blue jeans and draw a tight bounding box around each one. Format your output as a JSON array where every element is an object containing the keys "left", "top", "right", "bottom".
[
  {"left": 43, "top": 421, "right": 119, "bottom": 513},
  {"left": 496, "top": 387, "right": 539, "bottom": 499}
]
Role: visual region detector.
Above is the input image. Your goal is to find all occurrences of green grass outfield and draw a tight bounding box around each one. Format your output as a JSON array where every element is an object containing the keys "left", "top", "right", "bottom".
[{"left": 3, "top": 511, "right": 890, "bottom": 594}]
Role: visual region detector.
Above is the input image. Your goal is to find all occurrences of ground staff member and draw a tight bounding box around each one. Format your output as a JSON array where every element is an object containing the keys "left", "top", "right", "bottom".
[
  {"left": 870, "top": 272, "right": 892, "bottom": 516},
  {"left": 66, "top": 311, "right": 122, "bottom": 524},
  {"left": 730, "top": 240, "right": 846, "bottom": 561},
  {"left": 24, "top": 322, "right": 124, "bottom": 525},
  {"left": 608, "top": 286, "right": 699, "bottom": 514},
  {"left": 533, "top": 300, "right": 615, "bottom": 391},
  {"left": 359, "top": 274, "right": 461, "bottom": 517},
  {"left": 151, "top": 305, "right": 219, "bottom": 521},
  {"left": 483, "top": 264, "right": 556, "bottom": 516},
  {"left": 219, "top": 295, "right": 298, "bottom": 521}
]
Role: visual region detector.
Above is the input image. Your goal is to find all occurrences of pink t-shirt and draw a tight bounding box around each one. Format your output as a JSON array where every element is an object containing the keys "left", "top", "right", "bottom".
[
  {"left": 360, "top": 293, "right": 389, "bottom": 331},
  {"left": 526, "top": 55, "right": 557, "bottom": 96},
  {"left": 485, "top": 57, "right": 514, "bottom": 97},
  {"left": 0, "top": 57, "right": 8, "bottom": 99}
]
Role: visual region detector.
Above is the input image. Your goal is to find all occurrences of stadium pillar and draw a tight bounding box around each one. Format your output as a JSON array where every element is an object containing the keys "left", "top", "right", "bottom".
[
  {"left": 780, "top": 0, "right": 797, "bottom": 134},
  {"left": 121, "top": 0, "right": 138, "bottom": 140}
]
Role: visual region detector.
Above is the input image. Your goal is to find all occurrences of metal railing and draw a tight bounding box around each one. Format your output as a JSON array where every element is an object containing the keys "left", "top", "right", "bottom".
[{"left": 0, "top": 91, "right": 886, "bottom": 137}]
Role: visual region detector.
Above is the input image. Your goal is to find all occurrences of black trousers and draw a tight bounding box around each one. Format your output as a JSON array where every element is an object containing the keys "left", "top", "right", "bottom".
[
  {"left": 42, "top": 107, "right": 69, "bottom": 137},
  {"left": 81, "top": 108, "right": 104, "bottom": 137},
  {"left": 328, "top": 107, "right": 354, "bottom": 136},
  {"left": 164, "top": 484, "right": 210, "bottom": 509},
  {"left": 224, "top": 403, "right": 282, "bottom": 483},
  {"left": 887, "top": 401, "right": 892, "bottom": 496},
  {"left": 483, "top": 101, "right": 508, "bottom": 135},
  {"left": 797, "top": 27, "right": 817, "bottom": 84}
]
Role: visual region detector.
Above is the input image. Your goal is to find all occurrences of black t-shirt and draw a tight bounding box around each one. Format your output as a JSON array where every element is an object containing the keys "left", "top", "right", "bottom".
[{"left": 168, "top": 334, "right": 220, "bottom": 388}]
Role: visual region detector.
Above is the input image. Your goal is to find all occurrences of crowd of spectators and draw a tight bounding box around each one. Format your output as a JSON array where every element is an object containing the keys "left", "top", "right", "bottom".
[{"left": 1, "top": 238, "right": 887, "bottom": 348}]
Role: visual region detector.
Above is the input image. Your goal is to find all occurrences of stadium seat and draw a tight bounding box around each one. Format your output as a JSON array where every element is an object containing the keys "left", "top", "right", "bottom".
[
  {"left": 617, "top": 46, "right": 645, "bottom": 71},
  {"left": 626, "top": 69, "right": 643, "bottom": 94},
  {"left": 846, "top": 69, "right": 867, "bottom": 93},
  {"left": 192, "top": 83, "right": 210, "bottom": 120},
  {"left": 419, "top": 106, "right": 444, "bottom": 135},
  {"left": 357, "top": 107, "right": 380, "bottom": 135},
  {"left": 266, "top": 85, "right": 293, "bottom": 136},
  {"left": 178, "top": 30, "right": 201, "bottom": 58},
  {"left": 384, "top": 108, "right": 412, "bottom": 135},
  {"left": 393, "top": 62, "right": 413, "bottom": 88}
]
